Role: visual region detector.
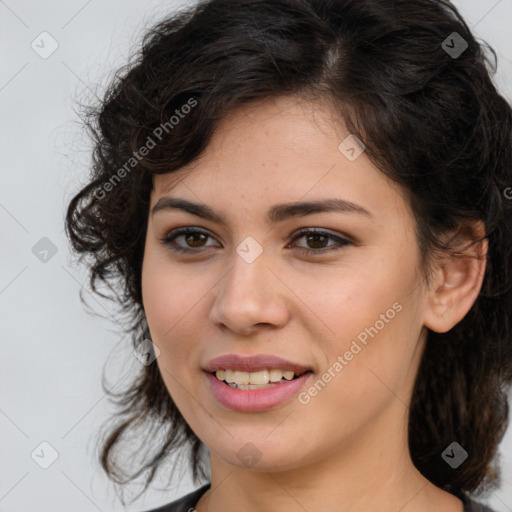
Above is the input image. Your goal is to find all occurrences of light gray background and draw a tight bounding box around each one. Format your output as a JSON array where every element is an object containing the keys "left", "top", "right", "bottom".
[{"left": 1, "top": 0, "right": 511, "bottom": 510}]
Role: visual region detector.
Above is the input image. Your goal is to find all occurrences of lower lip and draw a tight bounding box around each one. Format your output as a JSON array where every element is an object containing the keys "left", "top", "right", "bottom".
[{"left": 204, "top": 371, "right": 313, "bottom": 412}]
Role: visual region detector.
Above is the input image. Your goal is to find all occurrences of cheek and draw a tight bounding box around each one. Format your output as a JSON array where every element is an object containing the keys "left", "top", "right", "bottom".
[
  {"left": 141, "top": 253, "right": 218, "bottom": 393},
  {"left": 304, "top": 309, "right": 418, "bottom": 441},
  {"left": 142, "top": 259, "right": 202, "bottom": 408},
  {"left": 288, "top": 261, "right": 402, "bottom": 345},
  {"left": 142, "top": 249, "right": 198, "bottom": 336},
  {"left": 320, "top": 306, "right": 421, "bottom": 430},
  {"left": 142, "top": 253, "right": 188, "bottom": 361},
  {"left": 306, "top": 257, "right": 420, "bottom": 388}
]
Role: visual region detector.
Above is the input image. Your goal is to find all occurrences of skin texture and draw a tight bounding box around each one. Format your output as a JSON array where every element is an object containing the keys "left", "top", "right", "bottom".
[{"left": 141, "top": 95, "right": 486, "bottom": 512}]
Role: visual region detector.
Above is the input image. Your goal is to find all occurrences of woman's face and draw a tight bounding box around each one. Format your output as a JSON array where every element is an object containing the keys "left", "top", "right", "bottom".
[{"left": 141, "top": 95, "right": 432, "bottom": 474}]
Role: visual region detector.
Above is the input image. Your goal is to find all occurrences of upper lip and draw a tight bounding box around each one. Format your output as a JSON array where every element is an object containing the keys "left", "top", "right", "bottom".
[{"left": 204, "top": 354, "right": 313, "bottom": 374}]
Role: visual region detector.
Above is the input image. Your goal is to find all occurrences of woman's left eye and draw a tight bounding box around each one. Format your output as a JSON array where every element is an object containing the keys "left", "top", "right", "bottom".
[
  {"left": 288, "top": 228, "right": 352, "bottom": 254},
  {"left": 160, "top": 227, "right": 351, "bottom": 255}
]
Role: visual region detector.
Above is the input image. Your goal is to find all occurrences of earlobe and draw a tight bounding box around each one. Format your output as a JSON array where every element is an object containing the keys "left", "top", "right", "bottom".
[{"left": 423, "top": 222, "right": 488, "bottom": 334}]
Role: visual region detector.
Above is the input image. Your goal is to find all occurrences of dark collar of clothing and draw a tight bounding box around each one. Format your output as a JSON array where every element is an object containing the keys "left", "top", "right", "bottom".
[
  {"left": 140, "top": 483, "right": 497, "bottom": 512},
  {"left": 140, "top": 483, "right": 210, "bottom": 512}
]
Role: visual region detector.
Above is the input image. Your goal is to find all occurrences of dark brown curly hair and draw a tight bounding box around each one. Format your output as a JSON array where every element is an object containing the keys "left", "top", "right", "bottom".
[{"left": 65, "top": 0, "right": 512, "bottom": 504}]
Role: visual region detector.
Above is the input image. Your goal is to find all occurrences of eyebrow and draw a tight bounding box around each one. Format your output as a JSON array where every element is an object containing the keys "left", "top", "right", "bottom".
[{"left": 151, "top": 197, "right": 374, "bottom": 224}]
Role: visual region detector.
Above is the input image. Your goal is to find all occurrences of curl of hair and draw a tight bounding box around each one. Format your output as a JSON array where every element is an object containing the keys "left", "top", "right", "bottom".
[{"left": 65, "top": 0, "right": 512, "bottom": 503}]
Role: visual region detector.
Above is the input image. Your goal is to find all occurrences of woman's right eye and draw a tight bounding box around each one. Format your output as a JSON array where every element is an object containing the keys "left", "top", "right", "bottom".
[{"left": 160, "top": 227, "right": 219, "bottom": 253}]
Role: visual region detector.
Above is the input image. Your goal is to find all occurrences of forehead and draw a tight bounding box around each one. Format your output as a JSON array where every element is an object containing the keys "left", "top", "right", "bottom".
[{"left": 151, "top": 95, "right": 411, "bottom": 228}]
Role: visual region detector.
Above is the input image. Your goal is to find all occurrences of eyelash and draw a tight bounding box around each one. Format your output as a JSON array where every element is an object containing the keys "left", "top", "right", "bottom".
[{"left": 159, "top": 227, "right": 352, "bottom": 255}]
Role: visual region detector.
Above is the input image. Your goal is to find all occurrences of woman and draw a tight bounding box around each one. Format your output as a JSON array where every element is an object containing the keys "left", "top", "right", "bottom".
[{"left": 65, "top": 0, "right": 512, "bottom": 511}]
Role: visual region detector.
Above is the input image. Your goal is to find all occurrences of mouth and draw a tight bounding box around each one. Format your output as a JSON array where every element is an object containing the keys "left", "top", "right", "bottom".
[{"left": 203, "top": 353, "right": 314, "bottom": 411}]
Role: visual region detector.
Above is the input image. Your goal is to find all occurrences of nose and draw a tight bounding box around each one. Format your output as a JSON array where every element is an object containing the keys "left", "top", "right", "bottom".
[{"left": 208, "top": 246, "right": 291, "bottom": 335}]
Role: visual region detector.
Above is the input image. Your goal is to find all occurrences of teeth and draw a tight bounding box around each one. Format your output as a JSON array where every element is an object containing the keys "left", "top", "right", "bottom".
[
  {"left": 270, "top": 369, "right": 285, "bottom": 382},
  {"left": 214, "top": 368, "right": 299, "bottom": 385}
]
